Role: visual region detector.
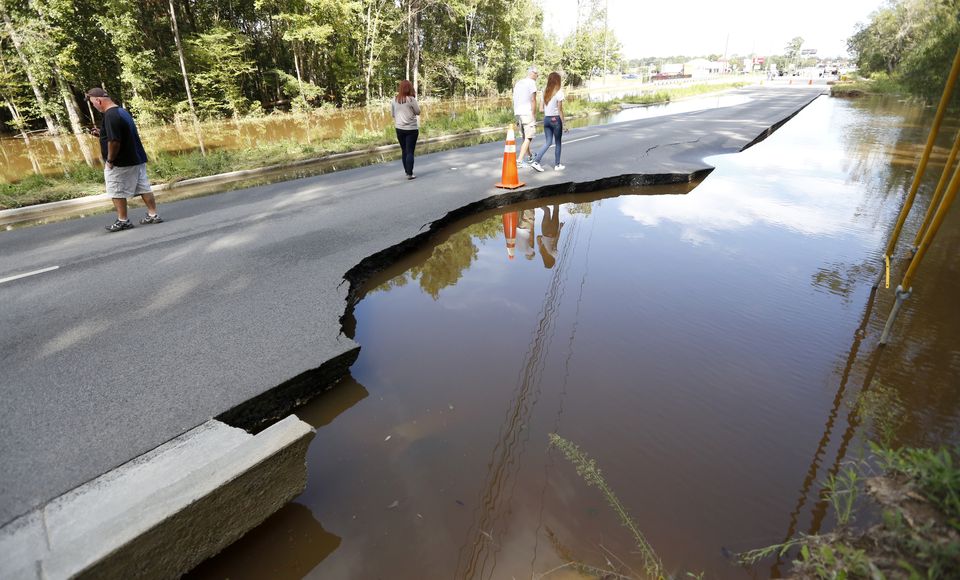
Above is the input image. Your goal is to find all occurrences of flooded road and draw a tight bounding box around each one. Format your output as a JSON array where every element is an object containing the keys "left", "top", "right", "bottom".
[{"left": 187, "top": 94, "right": 960, "bottom": 578}]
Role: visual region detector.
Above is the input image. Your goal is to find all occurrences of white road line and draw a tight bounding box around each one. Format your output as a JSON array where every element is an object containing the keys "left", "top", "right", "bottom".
[
  {"left": 494, "top": 134, "right": 601, "bottom": 161},
  {"left": 0, "top": 266, "right": 60, "bottom": 285},
  {"left": 565, "top": 134, "right": 600, "bottom": 144}
]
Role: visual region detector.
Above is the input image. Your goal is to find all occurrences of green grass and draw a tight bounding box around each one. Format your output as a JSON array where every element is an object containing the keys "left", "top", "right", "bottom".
[
  {"left": 1, "top": 81, "right": 747, "bottom": 210},
  {"left": 0, "top": 168, "right": 104, "bottom": 209},
  {"left": 831, "top": 73, "right": 905, "bottom": 98},
  {"left": 874, "top": 443, "right": 960, "bottom": 531},
  {"left": 740, "top": 443, "right": 960, "bottom": 578}
]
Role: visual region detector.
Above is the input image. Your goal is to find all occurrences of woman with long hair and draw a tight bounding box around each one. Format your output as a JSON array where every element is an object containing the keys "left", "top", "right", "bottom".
[
  {"left": 391, "top": 79, "right": 421, "bottom": 179},
  {"left": 532, "top": 72, "right": 567, "bottom": 171}
]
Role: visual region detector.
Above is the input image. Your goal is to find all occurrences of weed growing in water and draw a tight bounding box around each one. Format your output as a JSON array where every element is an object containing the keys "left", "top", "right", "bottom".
[
  {"left": 823, "top": 463, "right": 862, "bottom": 527},
  {"left": 548, "top": 433, "right": 664, "bottom": 579}
]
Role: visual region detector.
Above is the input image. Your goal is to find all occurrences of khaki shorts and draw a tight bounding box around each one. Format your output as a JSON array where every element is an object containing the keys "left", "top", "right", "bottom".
[
  {"left": 104, "top": 163, "right": 152, "bottom": 199},
  {"left": 515, "top": 114, "right": 536, "bottom": 141}
]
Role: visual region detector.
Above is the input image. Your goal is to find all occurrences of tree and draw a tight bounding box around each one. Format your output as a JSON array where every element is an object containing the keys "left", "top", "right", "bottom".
[
  {"left": 0, "top": 0, "right": 621, "bottom": 136},
  {"left": 561, "top": 0, "right": 619, "bottom": 85},
  {"left": 1, "top": 2, "right": 61, "bottom": 137},
  {"left": 0, "top": 41, "right": 32, "bottom": 141},
  {"left": 98, "top": 0, "right": 164, "bottom": 123},
  {"left": 167, "top": 0, "right": 205, "bottom": 153},
  {"left": 187, "top": 27, "right": 256, "bottom": 117},
  {"left": 257, "top": 0, "right": 358, "bottom": 106},
  {"left": 848, "top": 0, "right": 960, "bottom": 99},
  {"left": 784, "top": 36, "right": 804, "bottom": 60}
]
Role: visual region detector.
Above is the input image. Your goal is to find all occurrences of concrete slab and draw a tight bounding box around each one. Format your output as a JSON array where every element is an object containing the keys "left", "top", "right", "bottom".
[{"left": 0, "top": 416, "right": 313, "bottom": 580}]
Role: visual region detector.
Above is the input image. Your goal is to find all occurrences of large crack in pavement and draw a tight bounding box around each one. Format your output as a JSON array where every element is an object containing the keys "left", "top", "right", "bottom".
[
  {"left": 214, "top": 92, "right": 825, "bottom": 435},
  {"left": 215, "top": 168, "right": 713, "bottom": 433}
]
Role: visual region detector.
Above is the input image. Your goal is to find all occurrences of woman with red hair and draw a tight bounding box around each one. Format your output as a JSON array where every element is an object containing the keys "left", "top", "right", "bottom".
[{"left": 391, "top": 79, "right": 421, "bottom": 179}]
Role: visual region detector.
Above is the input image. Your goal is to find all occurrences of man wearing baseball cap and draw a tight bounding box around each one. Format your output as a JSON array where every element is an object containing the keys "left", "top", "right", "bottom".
[{"left": 86, "top": 88, "right": 162, "bottom": 232}]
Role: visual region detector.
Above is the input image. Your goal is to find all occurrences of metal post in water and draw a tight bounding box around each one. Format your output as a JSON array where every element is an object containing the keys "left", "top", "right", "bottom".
[{"left": 879, "top": 286, "right": 911, "bottom": 345}]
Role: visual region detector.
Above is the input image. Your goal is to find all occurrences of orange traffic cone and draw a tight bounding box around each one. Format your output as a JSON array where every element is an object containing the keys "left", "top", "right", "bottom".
[
  {"left": 495, "top": 124, "right": 526, "bottom": 189},
  {"left": 503, "top": 211, "right": 518, "bottom": 260}
]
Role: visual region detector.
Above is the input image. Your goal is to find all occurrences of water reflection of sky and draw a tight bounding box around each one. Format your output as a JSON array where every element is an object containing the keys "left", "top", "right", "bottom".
[
  {"left": 603, "top": 93, "right": 751, "bottom": 124},
  {"left": 619, "top": 96, "right": 897, "bottom": 248}
]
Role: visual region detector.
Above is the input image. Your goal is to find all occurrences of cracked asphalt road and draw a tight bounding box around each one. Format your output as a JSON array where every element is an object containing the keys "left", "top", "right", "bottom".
[{"left": 0, "top": 85, "right": 824, "bottom": 526}]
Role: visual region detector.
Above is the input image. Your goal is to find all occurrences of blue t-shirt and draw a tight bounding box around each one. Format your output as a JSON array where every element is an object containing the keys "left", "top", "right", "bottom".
[{"left": 99, "top": 107, "right": 148, "bottom": 166}]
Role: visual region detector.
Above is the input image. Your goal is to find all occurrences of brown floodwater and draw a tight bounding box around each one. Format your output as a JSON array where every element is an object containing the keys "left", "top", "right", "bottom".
[
  {"left": 188, "top": 95, "right": 959, "bottom": 578},
  {"left": 0, "top": 99, "right": 484, "bottom": 183}
]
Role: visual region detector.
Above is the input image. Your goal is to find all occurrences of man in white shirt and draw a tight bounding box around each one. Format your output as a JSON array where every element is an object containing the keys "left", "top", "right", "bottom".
[{"left": 512, "top": 66, "right": 542, "bottom": 171}]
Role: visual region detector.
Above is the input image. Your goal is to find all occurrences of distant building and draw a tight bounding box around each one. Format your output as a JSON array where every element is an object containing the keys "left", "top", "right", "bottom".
[
  {"left": 684, "top": 59, "right": 723, "bottom": 78},
  {"left": 661, "top": 63, "right": 684, "bottom": 76}
]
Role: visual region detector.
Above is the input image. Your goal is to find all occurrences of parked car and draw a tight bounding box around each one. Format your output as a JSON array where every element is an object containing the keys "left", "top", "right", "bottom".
[{"left": 621, "top": 73, "right": 639, "bottom": 79}]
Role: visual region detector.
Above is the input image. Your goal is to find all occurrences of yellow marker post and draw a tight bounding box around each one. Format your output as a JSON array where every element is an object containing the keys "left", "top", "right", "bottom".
[
  {"left": 912, "top": 129, "right": 960, "bottom": 251},
  {"left": 901, "top": 157, "right": 960, "bottom": 292},
  {"left": 883, "top": 45, "right": 960, "bottom": 260}
]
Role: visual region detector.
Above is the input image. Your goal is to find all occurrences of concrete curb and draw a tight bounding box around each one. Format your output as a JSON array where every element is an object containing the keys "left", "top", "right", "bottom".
[{"left": 0, "top": 415, "right": 314, "bottom": 580}]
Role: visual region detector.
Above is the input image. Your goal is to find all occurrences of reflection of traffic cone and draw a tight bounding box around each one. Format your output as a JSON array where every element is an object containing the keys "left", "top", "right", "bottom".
[
  {"left": 503, "top": 211, "right": 518, "bottom": 260},
  {"left": 495, "top": 125, "right": 526, "bottom": 189}
]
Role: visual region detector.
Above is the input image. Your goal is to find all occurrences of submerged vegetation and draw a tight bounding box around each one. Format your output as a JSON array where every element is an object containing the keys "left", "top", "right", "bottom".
[{"left": 548, "top": 433, "right": 666, "bottom": 579}]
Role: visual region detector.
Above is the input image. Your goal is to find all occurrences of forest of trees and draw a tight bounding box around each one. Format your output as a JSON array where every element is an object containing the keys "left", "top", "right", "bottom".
[
  {"left": 847, "top": 0, "right": 960, "bottom": 99},
  {"left": 0, "top": 0, "right": 621, "bottom": 136}
]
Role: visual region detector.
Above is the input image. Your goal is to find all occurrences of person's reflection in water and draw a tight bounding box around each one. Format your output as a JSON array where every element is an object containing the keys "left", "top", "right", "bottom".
[
  {"left": 517, "top": 209, "right": 537, "bottom": 261},
  {"left": 537, "top": 205, "right": 563, "bottom": 269}
]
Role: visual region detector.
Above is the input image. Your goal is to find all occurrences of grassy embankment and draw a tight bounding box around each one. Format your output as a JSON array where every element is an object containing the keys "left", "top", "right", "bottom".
[
  {"left": 830, "top": 73, "right": 906, "bottom": 98},
  {"left": 740, "top": 443, "right": 960, "bottom": 578},
  {"left": 0, "top": 81, "right": 747, "bottom": 211}
]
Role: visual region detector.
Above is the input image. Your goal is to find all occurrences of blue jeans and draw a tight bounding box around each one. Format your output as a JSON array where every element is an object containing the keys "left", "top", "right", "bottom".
[
  {"left": 534, "top": 116, "right": 562, "bottom": 166},
  {"left": 395, "top": 128, "right": 419, "bottom": 175}
]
